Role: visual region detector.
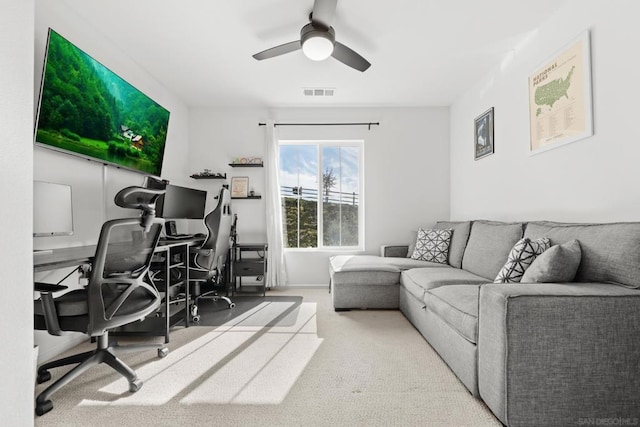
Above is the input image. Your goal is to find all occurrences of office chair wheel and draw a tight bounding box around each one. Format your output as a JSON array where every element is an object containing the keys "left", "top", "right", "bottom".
[
  {"left": 158, "top": 347, "right": 169, "bottom": 358},
  {"left": 35, "top": 400, "right": 53, "bottom": 416},
  {"left": 192, "top": 315, "right": 200, "bottom": 322},
  {"left": 129, "top": 379, "right": 143, "bottom": 393},
  {"left": 229, "top": 302, "right": 236, "bottom": 309},
  {"left": 36, "top": 371, "right": 52, "bottom": 384}
]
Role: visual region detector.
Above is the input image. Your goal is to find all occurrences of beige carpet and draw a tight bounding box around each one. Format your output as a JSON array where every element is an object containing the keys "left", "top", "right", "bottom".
[{"left": 35, "top": 288, "right": 501, "bottom": 426}]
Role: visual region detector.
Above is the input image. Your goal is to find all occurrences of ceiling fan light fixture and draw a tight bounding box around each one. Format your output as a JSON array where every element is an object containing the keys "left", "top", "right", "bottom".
[
  {"left": 302, "top": 35, "right": 334, "bottom": 61},
  {"left": 300, "top": 23, "right": 335, "bottom": 61},
  {"left": 252, "top": 1, "right": 370, "bottom": 72}
]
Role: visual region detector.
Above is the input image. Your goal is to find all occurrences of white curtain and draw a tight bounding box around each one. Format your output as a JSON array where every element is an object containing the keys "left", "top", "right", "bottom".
[{"left": 264, "top": 120, "right": 288, "bottom": 287}]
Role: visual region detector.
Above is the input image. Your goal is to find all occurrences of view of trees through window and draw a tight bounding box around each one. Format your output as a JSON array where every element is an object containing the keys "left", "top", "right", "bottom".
[{"left": 279, "top": 142, "right": 362, "bottom": 249}]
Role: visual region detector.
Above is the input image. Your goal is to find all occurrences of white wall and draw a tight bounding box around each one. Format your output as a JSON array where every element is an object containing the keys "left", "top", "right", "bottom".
[
  {"left": 34, "top": 0, "right": 191, "bottom": 247},
  {"left": 189, "top": 108, "right": 267, "bottom": 238},
  {"left": 34, "top": 0, "right": 191, "bottom": 362},
  {"left": 0, "top": 1, "right": 35, "bottom": 425},
  {"left": 450, "top": 0, "right": 640, "bottom": 222},
  {"left": 189, "top": 107, "right": 450, "bottom": 285}
]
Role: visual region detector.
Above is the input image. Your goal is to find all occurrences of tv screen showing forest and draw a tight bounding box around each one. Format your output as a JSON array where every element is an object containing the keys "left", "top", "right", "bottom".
[{"left": 35, "top": 29, "right": 170, "bottom": 176}]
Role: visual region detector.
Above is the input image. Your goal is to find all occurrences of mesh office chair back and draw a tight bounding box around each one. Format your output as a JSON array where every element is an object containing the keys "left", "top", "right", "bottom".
[
  {"left": 34, "top": 186, "right": 166, "bottom": 416},
  {"left": 86, "top": 218, "right": 163, "bottom": 336},
  {"left": 85, "top": 186, "right": 165, "bottom": 335}
]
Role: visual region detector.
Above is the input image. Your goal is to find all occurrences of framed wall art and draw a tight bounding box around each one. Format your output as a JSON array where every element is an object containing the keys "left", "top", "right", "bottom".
[
  {"left": 230, "top": 176, "right": 249, "bottom": 198},
  {"left": 474, "top": 107, "right": 494, "bottom": 160},
  {"left": 528, "top": 30, "right": 593, "bottom": 155}
]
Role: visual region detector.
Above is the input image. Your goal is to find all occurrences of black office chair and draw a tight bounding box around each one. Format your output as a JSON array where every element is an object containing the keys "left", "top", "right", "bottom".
[
  {"left": 189, "top": 186, "right": 235, "bottom": 321},
  {"left": 34, "top": 186, "right": 166, "bottom": 416}
]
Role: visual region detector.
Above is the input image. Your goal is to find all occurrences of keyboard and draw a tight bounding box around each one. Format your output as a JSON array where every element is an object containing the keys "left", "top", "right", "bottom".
[
  {"left": 33, "top": 249, "right": 54, "bottom": 256},
  {"left": 164, "top": 234, "right": 194, "bottom": 240}
]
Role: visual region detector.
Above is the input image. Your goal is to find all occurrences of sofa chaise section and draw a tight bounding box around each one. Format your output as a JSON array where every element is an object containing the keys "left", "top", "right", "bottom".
[{"left": 329, "top": 255, "right": 447, "bottom": 310}]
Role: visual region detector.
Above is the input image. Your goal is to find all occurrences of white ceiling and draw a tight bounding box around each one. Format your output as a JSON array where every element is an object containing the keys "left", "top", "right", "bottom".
[{"left": 61, "top": 0, "right": 567, "bottom": 108}]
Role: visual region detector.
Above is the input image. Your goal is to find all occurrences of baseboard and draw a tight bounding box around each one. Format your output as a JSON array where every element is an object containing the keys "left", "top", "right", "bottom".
[{"left": 272, "top": 284, "right": 329, "bottom": 289}]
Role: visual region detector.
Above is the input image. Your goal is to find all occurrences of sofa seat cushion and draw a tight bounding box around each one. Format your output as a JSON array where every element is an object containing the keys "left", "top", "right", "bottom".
[
  {"left": 400, "top": 267, "right": 488, "bottom": 301},
  {"left": 330, "top": 255, "right": 448, "bottom": 287},
  {"left": 425, "top": 284, "right": 481, "bottom": 344}
]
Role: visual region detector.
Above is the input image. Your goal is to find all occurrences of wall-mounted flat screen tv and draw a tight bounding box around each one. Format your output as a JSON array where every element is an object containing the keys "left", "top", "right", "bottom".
[{"left": 34, "top": 28, "right": 170, "bottom": 176}]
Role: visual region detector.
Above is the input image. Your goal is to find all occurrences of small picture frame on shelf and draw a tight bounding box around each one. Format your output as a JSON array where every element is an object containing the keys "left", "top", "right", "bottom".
[{"left": 231, "top": 176, "right": 249, "bottom": 198}]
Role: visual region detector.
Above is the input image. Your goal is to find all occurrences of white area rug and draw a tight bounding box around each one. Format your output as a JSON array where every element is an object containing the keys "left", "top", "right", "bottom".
[{"left": 35, "top": 288, "right": 500, "bottom": 426}]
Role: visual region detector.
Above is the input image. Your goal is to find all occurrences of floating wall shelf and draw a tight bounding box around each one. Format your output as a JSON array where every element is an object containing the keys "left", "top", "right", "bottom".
[
  {"left": 229, "top": 163, "right": 263, "bottom": 168},
  {"left": 231, "top": 195, "right": 262, "bottom": 200},
  {"left": 190, "top": 173, "right": 226, "bottom": 179}
]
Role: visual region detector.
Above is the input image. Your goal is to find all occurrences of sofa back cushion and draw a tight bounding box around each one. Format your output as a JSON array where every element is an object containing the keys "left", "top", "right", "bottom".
[
  {"left": 524, "top": 221, "right": 640, "bottom": 289},
  {"left": 434, "top": 221, "right": 471, "bottom": 269},
  {"left": 462, "top": 220, "right": 525, "bottom": 279}
]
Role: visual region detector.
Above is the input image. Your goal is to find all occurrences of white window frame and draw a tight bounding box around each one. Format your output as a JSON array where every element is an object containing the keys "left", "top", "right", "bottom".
[{"left": 279, "top": 139, "right": 365, "bottom": 252}]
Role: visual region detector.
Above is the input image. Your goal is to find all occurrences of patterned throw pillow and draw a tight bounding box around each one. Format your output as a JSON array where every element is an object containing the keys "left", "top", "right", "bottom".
[
  {"left": 410, "top": 228, "right": 453, "bottom": 264},
  {"left": 494, "top": 237, "right": 551, "bottom": 283}
]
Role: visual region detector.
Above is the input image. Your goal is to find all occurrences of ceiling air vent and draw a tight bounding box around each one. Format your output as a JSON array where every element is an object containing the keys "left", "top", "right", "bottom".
[{"left": 303, "top": 87, "right": 335, "bottom": 97}]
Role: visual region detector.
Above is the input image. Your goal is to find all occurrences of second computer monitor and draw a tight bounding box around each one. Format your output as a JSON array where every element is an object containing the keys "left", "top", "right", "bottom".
[
  {"left": 33, "top": 180, "right": 74, "bottom": 237},
  {"left": 156, "top": 184, "right": 207, "bottom": 219}
]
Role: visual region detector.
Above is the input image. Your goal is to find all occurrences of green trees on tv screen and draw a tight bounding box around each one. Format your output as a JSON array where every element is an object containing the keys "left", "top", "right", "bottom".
[{"left": 36, "top": 30, "right": 170, "bottom": 175}]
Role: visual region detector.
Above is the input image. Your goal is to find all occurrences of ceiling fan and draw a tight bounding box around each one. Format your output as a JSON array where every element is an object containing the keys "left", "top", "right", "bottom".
[{"left": 252, "top": 0, "right": 371, "bottom": 72}]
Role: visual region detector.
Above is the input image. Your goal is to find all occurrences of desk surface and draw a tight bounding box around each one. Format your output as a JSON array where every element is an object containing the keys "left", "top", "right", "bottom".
[
  {"left": 234, "top": 243, "right": 268, "bottom": 249},
  {"left": 159, "top": 236, "right": 204, "bottom": 247},
  {"left": 33, "top": 237, "right": 204, "bottom": 272},
  {"left": 34, "top": 245, "right": 95, "bottom": 272}
]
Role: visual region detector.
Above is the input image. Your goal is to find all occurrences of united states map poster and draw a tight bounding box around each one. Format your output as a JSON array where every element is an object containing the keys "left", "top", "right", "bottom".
[{"left": 528, "top": 31, "right": 593, "bottom": 154}]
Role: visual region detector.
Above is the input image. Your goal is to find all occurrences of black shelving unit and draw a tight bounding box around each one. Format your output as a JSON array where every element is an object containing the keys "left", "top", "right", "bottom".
[
  {"left": 111, "top": 239, "right": 199, "bottom": 343},
  {"left": 231, "top": 243, "right": 268, "bottom": 296}
]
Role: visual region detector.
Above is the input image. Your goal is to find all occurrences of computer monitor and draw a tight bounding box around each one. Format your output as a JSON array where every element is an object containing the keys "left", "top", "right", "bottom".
[
  {"left": 156, "top": 184, "right": 207, "bottom": 219},
  {"left": 143, "top": 176, "right": 168, "bottom": 191},
  {"left": 33, "top": 181, "right": 74, "bottom": 237}
]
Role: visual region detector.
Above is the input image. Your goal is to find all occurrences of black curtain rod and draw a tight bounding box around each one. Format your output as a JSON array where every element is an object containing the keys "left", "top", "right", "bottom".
[{"left": 258, "top": 122, "right": 380, "bottom": 130}]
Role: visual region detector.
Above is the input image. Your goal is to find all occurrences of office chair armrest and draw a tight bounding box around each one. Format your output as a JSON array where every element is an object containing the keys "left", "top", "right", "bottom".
[
  {"left": 35, "top": 286, "right": 65, "bottom": 336},
  {"left": 191, "top": 248, "right": 213, "bottom": 256},
  {"left": 34, "top": 282, "right": 69, "bottom": 293}
]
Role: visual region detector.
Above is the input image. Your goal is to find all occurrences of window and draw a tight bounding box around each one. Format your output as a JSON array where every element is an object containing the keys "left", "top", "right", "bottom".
[{"left": 279, "top": 140, "right": 363, "bottom": 250}]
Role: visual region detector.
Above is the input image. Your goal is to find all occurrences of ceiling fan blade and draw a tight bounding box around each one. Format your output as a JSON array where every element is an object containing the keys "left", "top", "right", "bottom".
[
  {"left": 311, "top": 0, "right": 337, "bottom": 29},
  {"left": 331, "top": 41, "right": 371, "bottom": 72},
  {"left": 252, "top": 40, "right": 301, "bottom": 60}
]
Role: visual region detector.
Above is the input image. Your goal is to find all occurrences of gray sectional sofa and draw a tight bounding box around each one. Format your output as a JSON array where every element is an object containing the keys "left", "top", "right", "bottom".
[{"left": 329, "top": 220, "right": 640, "bottom": 426}]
